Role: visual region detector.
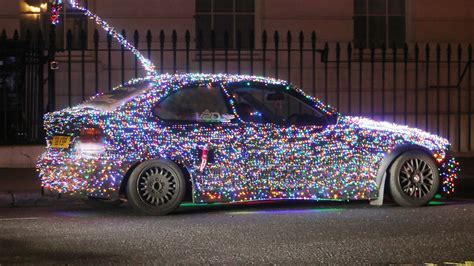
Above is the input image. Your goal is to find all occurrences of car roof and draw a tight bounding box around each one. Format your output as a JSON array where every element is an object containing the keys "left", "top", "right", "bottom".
[
  {"left": 79, "top": 73, "right": 334, "bottom": 115},
  {"left": 122, "top": 73, "right": 291, "bottom": 91}
]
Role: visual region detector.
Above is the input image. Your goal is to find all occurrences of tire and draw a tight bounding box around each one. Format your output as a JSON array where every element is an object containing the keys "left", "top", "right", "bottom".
[
  {"left": 389, "top": 150, "right": 440, "bottom": 207},
  {"left": 126, "top": 159, "right": 186, "bottom": 215},
  {"left": 83, "top": 197, "right": 123, "bottom": 208}
]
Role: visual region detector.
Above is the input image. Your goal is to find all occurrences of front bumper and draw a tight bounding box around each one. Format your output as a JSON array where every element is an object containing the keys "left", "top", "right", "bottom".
[{"left": 37, "top": 150, "right": 128, "bottom": 199}]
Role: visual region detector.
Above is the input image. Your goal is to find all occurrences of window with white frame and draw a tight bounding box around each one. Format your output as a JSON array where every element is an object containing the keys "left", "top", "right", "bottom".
[
  {"left": 354, "top": 0, "right": 406, "bottom": 48},
  {"left": 20, "top": 0, "right": 89, "bottom": 50},
  {"left": 195, "top": 0, "right": 255, "bottom": 49}
]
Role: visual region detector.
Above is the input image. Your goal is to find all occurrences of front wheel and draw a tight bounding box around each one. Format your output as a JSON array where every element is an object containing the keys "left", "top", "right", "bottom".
[
  {"left": 126, "top": 160, "right": 186, "bottom": 215},
  {"left": 389, "top": 150, "right": 440, "bottom": 207}
]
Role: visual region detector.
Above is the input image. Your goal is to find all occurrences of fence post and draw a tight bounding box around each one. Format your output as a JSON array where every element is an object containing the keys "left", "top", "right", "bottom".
[
  {"left": 287, "top": 31, "right": 292, "bottom": 83},
  {"left": 172, "top": 30, "right": 177, "bottom": 73},
  {"left": 358, "top": 42, "right": 363, "bottom": 115},
  {"left": 197, "top": 30, "right": 203, "bottom": 73},
  {"left": 185, "top": 30, "right": 190, "bottom": 73},
  {"left": 447, "top": 44, "right": 452, "bottom": 140},
  {"left": 159, "top": 30, "right": 165, "bottom": 73},
  {"left": 336, "top": 42, "right": 340, "bottom": 109},
  {"left": 237, "top": 30, "right": 242, "bottom": 75},
  {"left": 403, "top": 43, "right": 408, "bottom": 124},
  {"left": 299, "top": 31, "right": 304, "bottom": 91},
  {"left": 210, "top": 30, "right": 215, "bottom": 74},
  {"left": 274, "top": 31, "right": 279, "bottom": 79},
  {"left": 381, "top": 43, "right": 386, "bottom": 121},
  {"left": 415, "top": 43, "right": 419, "bottom": 127},
  {"left": 94, "top": 29, "right": 99, "bottom": 94},
  {"left": 66, "top": 30, "right": 72, "bottom": 106},
  {"left": 425, "top": 43, "right": 431, "bottom": 131},
  {"left": 347, "top": 42, "right": 352, "bottom": 114},
  {"left": 370, "top": 42, "right": 375, "bottom": 118},
  {"left": 324, "top": 42, "right": 328, "bottom": 104},
  {"left": 436, "top": 44, "right": 441, "bottom": 135},
  {"left": 250, "top": 30, "right": 255, "bottom": 75},
  {"left": 1, "top": 30, "right": 7, "bottom": 142},
  {"left": 25, "top": 30, "right": 32, "bottom": 139},
  {"left": 457, "top": 44, "right": 462, "bottom": 151},
  {"left": 81, "top": 29, "right": 86, "bottom": 101},
  {"left": 134, "top": 30, "right": 139, "bottom": 78},
  {"left": 286, "top": 31, "right": 292, "bottom": 114},
  {"left": 392, "top": 42, "right": 397, "bottom": 123},
  {"left": 146, "top": 30, "right": 152, "bottom": 60},
  {"left": 121, "top": 29, "right": 126, "bottom": 85},
  {"left": 311, "top": 31, "right": 316, "bottom": 97},
  {"left": 262, "top": 31, "right": 267, "bottom": 77},
  {"left": 37, "top": 30, "right": 45, "bottom": 141},
  {"left": 107, "top": 32, "right": 112, "bottom": 91},
  {"left": 224, "top": 30, "right": 229, "bottom": 73},
  {"left": 47, "top": 24, "right": 56, "bottom": 111},
  {"left": 469, "top": 44, "right": 472, "bottom": 151}
]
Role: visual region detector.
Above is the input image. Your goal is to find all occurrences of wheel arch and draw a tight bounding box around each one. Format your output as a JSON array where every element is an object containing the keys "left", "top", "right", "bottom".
[
  {"left": 119, "top": 156, "right": 195, "bottom": 202},
  {"left": 370, "top": 144, "right": 435, "bottom": 206}
]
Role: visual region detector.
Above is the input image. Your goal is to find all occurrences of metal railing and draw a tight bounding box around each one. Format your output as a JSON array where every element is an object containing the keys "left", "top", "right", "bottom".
[{"left": 0, "top": 27, "right": 473, "bottom": 153}]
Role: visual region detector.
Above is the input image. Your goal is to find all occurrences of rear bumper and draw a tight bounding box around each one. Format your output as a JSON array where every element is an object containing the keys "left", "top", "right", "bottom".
[{"left": 37, "top": 150, "right": 128, "bottom": 200}]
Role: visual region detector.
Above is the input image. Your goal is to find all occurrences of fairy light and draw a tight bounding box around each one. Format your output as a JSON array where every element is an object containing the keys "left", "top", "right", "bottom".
[
  {"left": 54, "top": 0, "right": 157, "bottom": 77},
  {"left": 50, "top": 0, "right": 63, "bottom": 25},
  {"left": 37, "top": 74, "right": 459, "bottom": 201}
]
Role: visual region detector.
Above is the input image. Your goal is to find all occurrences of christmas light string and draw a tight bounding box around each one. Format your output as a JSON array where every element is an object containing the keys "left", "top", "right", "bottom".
[
  {"left": 37, "top": 74, "right": 459, "bottom": 202},
  {"left": 56, "top": 0, "right": 158, "bottom": 77},
  {"left": 50, "top": 0, "right": 63, "bottom": 25}
]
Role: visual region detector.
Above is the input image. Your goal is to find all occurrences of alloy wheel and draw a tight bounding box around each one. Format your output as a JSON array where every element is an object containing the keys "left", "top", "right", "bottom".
[
  {"left": 399, "top": 158, "right": 435, "bottom": 199},
  {"left": 137, "top": 166, "right": 178, "bottom": 206}
]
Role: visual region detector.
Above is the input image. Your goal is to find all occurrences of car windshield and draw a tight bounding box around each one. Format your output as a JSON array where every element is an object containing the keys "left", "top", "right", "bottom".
[{"left": 78, "top": 82, "right": 148, "bottom": 111}]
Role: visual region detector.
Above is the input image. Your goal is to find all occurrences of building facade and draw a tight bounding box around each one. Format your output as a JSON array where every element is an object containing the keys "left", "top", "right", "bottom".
[{"left": 0, "top": 0, "right": 474, "bottom": 150}]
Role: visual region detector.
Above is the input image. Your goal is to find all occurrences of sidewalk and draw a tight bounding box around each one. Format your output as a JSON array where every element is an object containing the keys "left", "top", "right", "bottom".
[
  {"left": 0, "top": 168, "right": 80, "bottom": 207},
  {"left": 1, "top": 157, "right": 473, "bottom": 207}
]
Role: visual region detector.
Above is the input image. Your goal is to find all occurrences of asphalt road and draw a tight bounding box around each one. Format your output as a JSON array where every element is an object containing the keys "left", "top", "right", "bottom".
[{"left": 1, "top": 198, "right": 474, "bottom": 264}]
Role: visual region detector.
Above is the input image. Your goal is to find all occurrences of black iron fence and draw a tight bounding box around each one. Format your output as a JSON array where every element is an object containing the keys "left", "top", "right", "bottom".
[
  {"left": 0, "top": 30, "right": 44, "bottom": 145},
  {"left": 0, "top": 27, "right": 473, "bottom": 153}
]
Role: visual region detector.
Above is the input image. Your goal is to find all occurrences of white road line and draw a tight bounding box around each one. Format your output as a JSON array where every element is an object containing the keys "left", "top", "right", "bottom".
[{"left": 0, "top": 217, "right": 42, "bottom": 221}]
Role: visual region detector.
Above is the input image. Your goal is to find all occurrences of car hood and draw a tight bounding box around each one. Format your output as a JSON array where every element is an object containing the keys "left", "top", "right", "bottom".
[{"left": 338, "top": 115, "right": 451, "bottom": 160}]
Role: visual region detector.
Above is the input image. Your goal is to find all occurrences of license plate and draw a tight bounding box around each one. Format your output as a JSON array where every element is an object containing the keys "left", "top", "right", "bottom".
[{"left": 51, "top": 136, "right": 71, "bottom": 149}]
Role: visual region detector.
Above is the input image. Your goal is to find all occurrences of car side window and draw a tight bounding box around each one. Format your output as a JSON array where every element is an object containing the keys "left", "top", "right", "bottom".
[
  {"left": 232, "top": 86, "right": 327, "bottom": 126},
  {"left": 152, "top": 86, "right": 234, "bottom": 123}
]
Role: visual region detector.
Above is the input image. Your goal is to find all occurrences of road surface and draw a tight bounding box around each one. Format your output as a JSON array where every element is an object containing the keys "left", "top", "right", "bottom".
[{"left": 1, "top": 198, "right": 474, "bottom": 264}]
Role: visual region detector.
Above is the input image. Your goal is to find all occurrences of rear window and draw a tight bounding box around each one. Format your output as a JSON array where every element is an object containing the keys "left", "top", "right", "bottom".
[{"left": 79, "top": 83, "right": 147, "bottom": 110}]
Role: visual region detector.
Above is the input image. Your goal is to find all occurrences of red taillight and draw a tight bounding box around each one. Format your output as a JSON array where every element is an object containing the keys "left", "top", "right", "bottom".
[{"left": 80, "top": 127, "right": 104, "bottom": 143}]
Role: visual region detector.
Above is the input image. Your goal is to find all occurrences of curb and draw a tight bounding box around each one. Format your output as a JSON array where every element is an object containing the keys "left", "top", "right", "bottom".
[{"left": 0, "top": 190, "right": 82, "bottom": 208}]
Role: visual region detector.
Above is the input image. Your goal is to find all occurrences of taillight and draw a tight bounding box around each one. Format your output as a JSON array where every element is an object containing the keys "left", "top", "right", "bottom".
[
  {"left": 80, "top": 127, "right": 104, "bottom": 143},
  {"left": 77, "top": 127, "right": 106, "bottom": 157}
]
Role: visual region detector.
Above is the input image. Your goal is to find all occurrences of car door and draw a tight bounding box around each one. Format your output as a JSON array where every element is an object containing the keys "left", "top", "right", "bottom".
[
  {"left": 228, "top": 83, "right": 298, "bottom": 200},
  {"left": 267, "top": 88, "right": 366, "bottom": 200},
  {"left": 229, "top": 82, "right": 359, "bottom": 200},
  {"left": 149, "top": 83, "right": 245, "bottom": 203}
]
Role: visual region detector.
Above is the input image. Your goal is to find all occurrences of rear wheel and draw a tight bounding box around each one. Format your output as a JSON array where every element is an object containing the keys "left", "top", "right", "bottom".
[
  {"left": 126, "top": 159, "right": 186, "bottom": 215},
  {"left": 389, "top": 150, "right": 440, "bottom": 207}
]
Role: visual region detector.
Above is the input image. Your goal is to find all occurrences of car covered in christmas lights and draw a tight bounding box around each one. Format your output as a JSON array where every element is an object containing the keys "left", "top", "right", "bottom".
[{"left": 37, "top": 74, "right": 459, "bottom": 215}]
